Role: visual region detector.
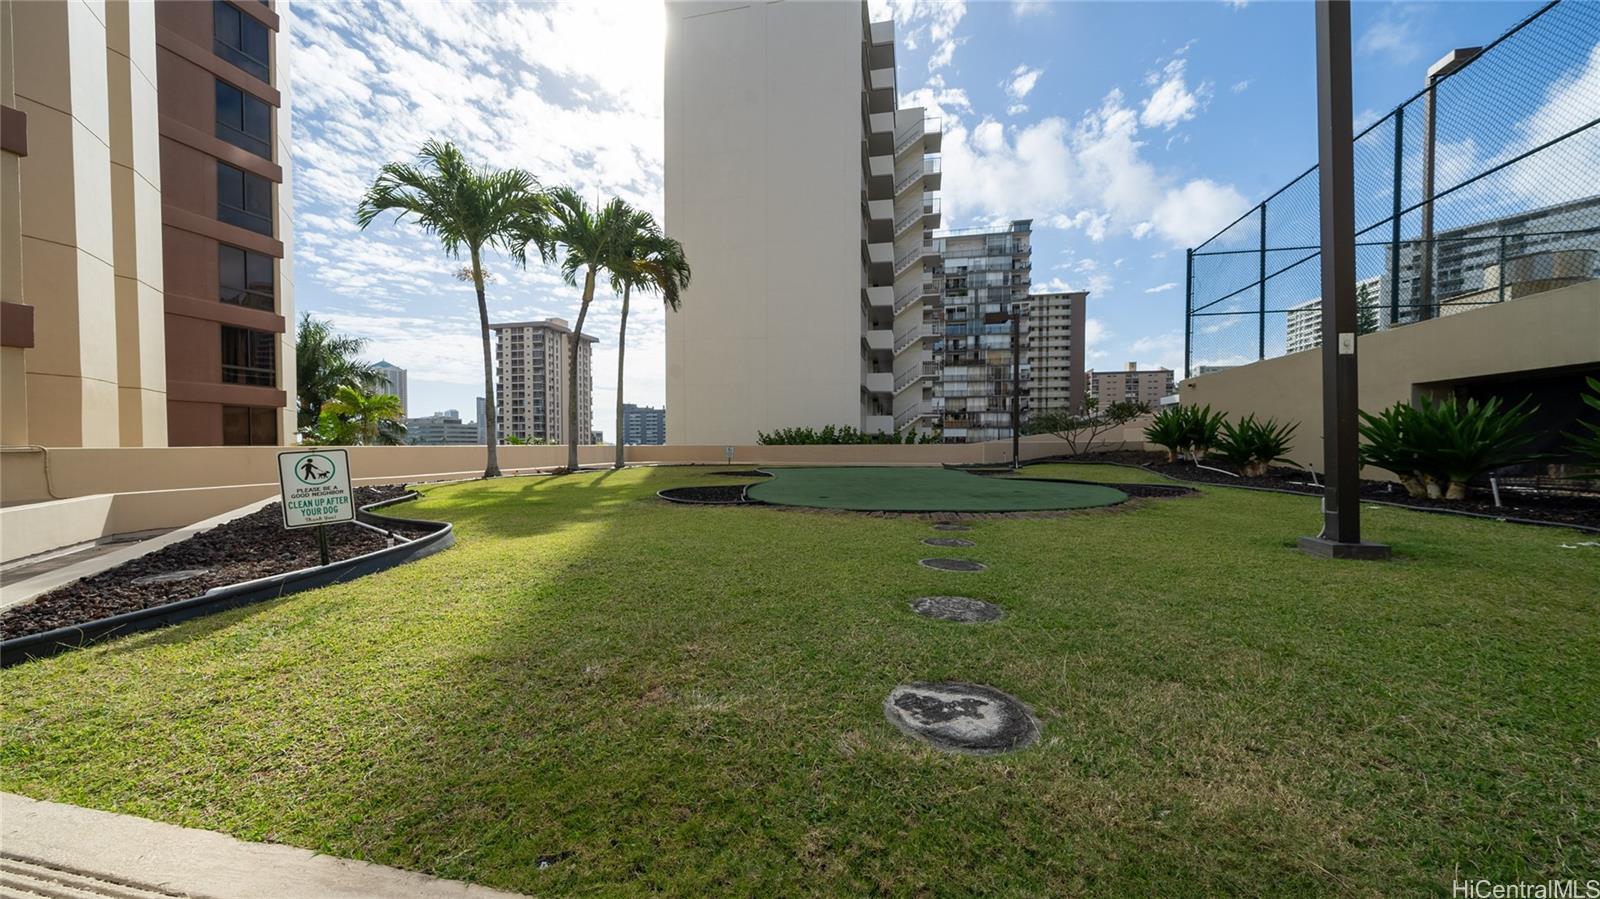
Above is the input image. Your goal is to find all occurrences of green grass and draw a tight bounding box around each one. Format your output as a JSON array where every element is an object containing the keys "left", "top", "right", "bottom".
[
  {"left": 3, "top": 465, "right": 1596, "bottom": 897},
  {"left": 746, "top": 465, "right": 1127, "bottom": 511}
]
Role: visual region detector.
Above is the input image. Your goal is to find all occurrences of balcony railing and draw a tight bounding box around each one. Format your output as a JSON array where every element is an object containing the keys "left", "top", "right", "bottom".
[
  {"left": 893, "top": 198, "right": 940, "bottom": 238},
  {"left": 893, "top": 321, "right": 943, "bottom": 353},
  {"left": 893, "top": 115, "right": 942, "bottom": 157},
  {"left": 893, "top": 241, "right": 938, "bottom": 277},
  {"left": 893, "top": 157, "right": 939, "bottom": 197},
  {"left": 894, "top": 404, "right": 932, "bottom": 432}
]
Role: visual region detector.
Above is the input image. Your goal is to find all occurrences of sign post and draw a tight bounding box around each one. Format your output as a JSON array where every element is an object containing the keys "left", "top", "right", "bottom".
[{"left": 277, "top": 449, "right": 355, "bottom": 566}]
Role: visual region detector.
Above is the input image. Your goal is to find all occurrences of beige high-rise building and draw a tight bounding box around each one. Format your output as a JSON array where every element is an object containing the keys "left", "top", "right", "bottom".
[
  {"left": 491, "top": 319, "right": 595, "bottom": 445},
  {"left": 1024, "top": 290, "right": 1087, "bottom": 416},
  {"left": 663, "top": 1, "right": 941, "bottom": 444},
  {"left": 0, "top": 0, "right": 294, "bottom": 448},
  {"left": 1089, "top": 363, "right": 1175, "bottom": 409}
]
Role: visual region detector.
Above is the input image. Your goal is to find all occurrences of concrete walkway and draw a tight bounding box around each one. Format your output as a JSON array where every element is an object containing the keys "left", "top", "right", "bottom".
[{"left": 1, "top": 793, "right": 526, "bottom": 898}]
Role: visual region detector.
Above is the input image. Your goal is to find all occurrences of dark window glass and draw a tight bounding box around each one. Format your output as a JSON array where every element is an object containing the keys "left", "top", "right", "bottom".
[
  {"left": 217, "top": 163, "right": 272, "bottom": 235},
  {"left": 218, "top": 244, "right": 274, "bottom": 310},
  {"left": 221, "top": 326, "right": 276, "bottom": 385},
  {"left": 222, "top": 405, "right": 279, "bottom": 445},
  {"left": 213, "top": 1, "right": 269, "bottom": 82},
  {"left": 215, "top": 80, "right": 271, "bottom": 158}
]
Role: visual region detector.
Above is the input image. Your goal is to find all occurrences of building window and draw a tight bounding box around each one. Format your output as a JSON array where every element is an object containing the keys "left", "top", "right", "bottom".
[
  {"left": 219, "top": 244, "right": 274, "bottom": 311},
  {"left": 213, "top": 1, "right": 269, "bottom": 82},
  {"left": 221, "top": 326, "right": 276, "bottom": 385},
  {"left": 217, "top": 163, "right": 272, "bottom": 235},
  {"left": 215, "top": 80, "right": 271, "bottom": 158},
  {"left": 222, "top": 405, "right": 278, "bottom": 445}
]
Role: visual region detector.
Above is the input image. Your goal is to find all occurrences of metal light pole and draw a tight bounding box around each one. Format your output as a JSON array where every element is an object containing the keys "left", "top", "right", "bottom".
[
  {"left": 1417, "top": 47, "right": 1480, "bottom": 321},
  {"left": 1299, "top": 0, "right": 1390, "bottom": 560}
]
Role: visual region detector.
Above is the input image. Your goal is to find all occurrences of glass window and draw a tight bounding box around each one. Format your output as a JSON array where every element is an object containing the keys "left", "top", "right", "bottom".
[
  {"left": 215, "top": 80, "right": 271, "bottom": 158},
  {"left": 218, "top": 244, "right": 274, "bottom": 310},
  {"left": 222, "top": 405, "right": 278, "bottom": 445},
  {"left": 217, "top": 163, "right": 272, "bottom": 235},
  {"left": 221, "top": 326, "right": 276, "bottom": 385},
  {"left": 213, "top": 1, "right": 269, "bottom": 82}
]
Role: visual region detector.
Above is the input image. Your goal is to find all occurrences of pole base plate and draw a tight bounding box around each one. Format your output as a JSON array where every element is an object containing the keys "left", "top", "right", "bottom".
[{"left": 1297, "top": 535, "right": 1392, "bottom": 560}]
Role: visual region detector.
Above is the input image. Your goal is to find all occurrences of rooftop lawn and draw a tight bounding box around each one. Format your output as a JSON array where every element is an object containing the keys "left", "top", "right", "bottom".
[
  {"left": 2, "top": 465, "right": 1595, "bottom": 896},
  {"left": 746, "top": 465, "right": 1127, "bottom": 511}
]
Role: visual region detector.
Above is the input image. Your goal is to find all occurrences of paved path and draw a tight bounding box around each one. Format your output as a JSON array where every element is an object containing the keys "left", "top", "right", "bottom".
[{"left": 1, "top": 793, "right": 526, "bottom": 898}]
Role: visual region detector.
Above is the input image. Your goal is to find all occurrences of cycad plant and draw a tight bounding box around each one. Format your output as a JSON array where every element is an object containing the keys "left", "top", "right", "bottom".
[
  {"left": 1359, "top": 395, "right": 1542, "bottom": 500},
  {"left": 1563, "top": 376, "right": 1600, "bottom": 479},
  {"left": 1181, "top": 404, "right": 1226, "bottom": 459},
  {"left": 1143, "top": 406, "right": 1190, "bottom": 462},
  {"left": 1213, "top": 414, "right": 1299, "bottom": 477}
]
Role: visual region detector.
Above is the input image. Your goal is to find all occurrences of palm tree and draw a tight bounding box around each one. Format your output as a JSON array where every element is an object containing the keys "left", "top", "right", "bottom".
[
  {"left": 321, "top": 384, "right": 405, "bottom": 446},
  {"left": 536, "top": 187, "right": 632, "bottom": 472},
  {"left": 355, "top": 140, "right": 547, "bottom": 478},
  {"left": 608, "top": 212, "right": 689, "bottom": 469},
  {"left": 295, "top": 314, "right": 382, "bottom": 435}
]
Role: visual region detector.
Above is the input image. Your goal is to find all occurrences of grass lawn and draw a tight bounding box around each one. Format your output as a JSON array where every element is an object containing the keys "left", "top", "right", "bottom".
[
  {"left": 746, "top": 465, "right": 1127, "bottom": 511},
  {"left": 2, "top": 465, "right": 1596, "bottom": 897}
]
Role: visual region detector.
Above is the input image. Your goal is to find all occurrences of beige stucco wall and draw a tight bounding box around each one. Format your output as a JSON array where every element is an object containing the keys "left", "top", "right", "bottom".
[
  {"left": 1180, "top": 279, "right": 1600, "bottom": 471},
  {"left": 664, "top": 0, "right": 867, "bottom": 445}
]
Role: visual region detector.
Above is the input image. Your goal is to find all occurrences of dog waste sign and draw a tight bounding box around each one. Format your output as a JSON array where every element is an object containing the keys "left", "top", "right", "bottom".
[{"left": 278, "top": 449, "right": 354, "bottom": 529}]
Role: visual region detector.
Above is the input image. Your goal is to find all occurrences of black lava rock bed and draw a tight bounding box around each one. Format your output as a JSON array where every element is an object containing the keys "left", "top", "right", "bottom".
[{"left": 1, "top": 486, "right": 428, "bottom": 640}]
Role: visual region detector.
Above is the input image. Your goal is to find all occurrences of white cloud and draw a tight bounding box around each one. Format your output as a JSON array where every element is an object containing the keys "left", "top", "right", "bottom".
[
  {"left": 1007, "top": 103, "right": 1029, "bottom": 117},
  {"left": 1128, "top": 332, "right": 1184, "bottom": 375},
  {"left": 1012, "top": 0, "right": 1050, "bottom": 18},
  {"left": 1140, "top": 56, "right": 1213, "bottom": 131},
  {"left": 1358, "top": 6, "right": 1424, "bottom": 64},
  {"left": 1150, "top": 179, "right": 1250, "bottom": 247},
  {"left": 870, "top": 0, "right": 968, "bottom": 71},
  {"left": 1005, "top": 64, "right": 1043, "bottom": 101},
  {"left": 1230, "top": 79, "right": 1250, "bottom": 94},
  {"left": 1144, "top": 282, "right": 1180, "bottom": 294},
  {"left": 1224, "top": 0, "right": 1249, "bottom": 8}
]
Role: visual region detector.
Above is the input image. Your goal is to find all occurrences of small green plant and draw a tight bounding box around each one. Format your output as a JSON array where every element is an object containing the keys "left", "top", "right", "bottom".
[
  {"left": 1213, "top": 414, "right": 1299, "bottom": 477},
  {"left": 1033, "top": 399, "right": 1149, "bottom": 457},
  {"left": 756, "top": 425, "right": 937, "bottom": 445},
  {"left": 1181, "top": 405, "right": 1226, "bottom": 459},
  {"left": 1143, "top": 407, "right": 1190, "bottom": 462},
  {"left": 1359, "top": 395, "right": 1542, "bottom": 500},
  {"left": 1562, "top": 376, "right": 1600, "bottom": 479}
]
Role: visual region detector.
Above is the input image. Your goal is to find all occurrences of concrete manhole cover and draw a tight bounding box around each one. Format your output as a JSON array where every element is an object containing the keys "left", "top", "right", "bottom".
[
  {"left": 919, "top": 558, "right": 986, "bottom": 572},
  {"left": 910, "top": 596, "right": 1003, "bottom": 622},
  {"left": 130, "top": 569, "right": 211, "bottom": 586},
  {"left": 931, "top": 523, "right": 970, "bottom": 532},
  {"left": 922, "top": 537, "right": 976, "bottom": 548},
  {"left": 883, "top": 682, "right": 1039, "bottom": 754}
]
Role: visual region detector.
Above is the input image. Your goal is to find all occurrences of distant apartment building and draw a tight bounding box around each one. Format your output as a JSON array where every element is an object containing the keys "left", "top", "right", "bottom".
[
  {"left": 621, "top": 403, "right": 666, "bottom": 445},
  {"left": 372, "top": 360, "right": 407, "bottom": 415},
  {"left": 475, "top": 396, "right": 487, "bottom": 444},
  {"left": 1, "top": 0, "right": 294, "bottom": 447},
  {"left": 491, "top": 318, "right": 595, "bottom": 445},
  {"left": 1284, "top": 275, "right": 1385, "bottom": 355},
  {"left": 1022, "top": 289, "right": 1086, "bottom": 416},
  {"left": 664, "top": 1, "right": 941, "bottom": 444},
  {"left": 928, "top": 221, "right": 1033, "bottom": 442},
  {"left": 405, "top": 409, "right": 477, "bottom": 445},
  {"left": 1089, "top": 363, "right": 1174, "bottom": 409}
]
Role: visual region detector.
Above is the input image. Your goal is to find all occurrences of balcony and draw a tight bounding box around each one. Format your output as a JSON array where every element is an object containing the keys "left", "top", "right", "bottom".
[
  {"left": 869, "top": 111, "right": 895, "bottom": 137},
  {"left": 868, "top": 241, "right": 894, "bottom": 277},
  {"left": 894, "top": 115, "right": 942, "bottom": 158},
  {"left": 894, "top": 157, "right": 940, "bottom": 196},
  {"left": 893, "top": 198, "right": 940, "bottom": 239},
  {"left": 869, "top": 19, "right": 893, "bottom": 45},
  {"left": 863, "top": 371, "right": 893, "bottom": 394},
  {"left": 865, "top": 285, "right": 893, "bottom": 310},
  {"left": 867, "top": 198, "right": 893, "bottom": 223},
  {"left": 865, "top": 328, "right": 894, "bottom": 353}
]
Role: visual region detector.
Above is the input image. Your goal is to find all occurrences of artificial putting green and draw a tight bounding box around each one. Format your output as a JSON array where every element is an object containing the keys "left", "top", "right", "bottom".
[{"left": 744, "top": 466, "right": 1128, "bottom": 511}]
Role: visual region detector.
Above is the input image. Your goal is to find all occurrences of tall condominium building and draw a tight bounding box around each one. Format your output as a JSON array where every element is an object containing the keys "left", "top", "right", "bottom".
[
  {"left": 663, "top": 1, "right": 941, "bottom": 444},
  {"left": 404, "top": 409, "right": 477, "bottom": 445},
  {"left": 926, "top": 221, "right": 1033, "bottom": 443},
  {"left": 1284, "top": 275, "right": 1385, "bottom": 355},
  {"left": 372, "top": 360, "right": 408, "bottom": 416},
  {"left": 491, "top": 319, "right": 595, "bottom": 445},
  {"left": 621, "top": 403, "right": 666, "bottom": 445},
  {"left": 1022, "top": 289, "right": 1086, "bottom": 416},
  {"left": 1, "top": 0, "right": 295, "bottom": 447},
  {"left": 475, "top": 395, "right": 487, "bottom": 444},
  {"left": 1088, "top": 363, "right": 1175, "bottom": 409}
]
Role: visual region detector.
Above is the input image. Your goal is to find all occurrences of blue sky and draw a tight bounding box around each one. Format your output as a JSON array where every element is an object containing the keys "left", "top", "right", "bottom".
[{"left": 288, "top": 0, "right": 1550, "bottom": 428}]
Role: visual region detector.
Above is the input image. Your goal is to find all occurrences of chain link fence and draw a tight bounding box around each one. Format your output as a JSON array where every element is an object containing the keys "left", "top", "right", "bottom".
[{"left": 1186, "top": 0, "right": 1600, "bottom": 376}]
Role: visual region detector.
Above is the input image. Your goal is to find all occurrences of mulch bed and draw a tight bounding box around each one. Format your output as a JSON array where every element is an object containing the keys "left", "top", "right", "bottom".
[
  {"left": 658, "top": 485, "right": 750, "bottom": 504},
  {"left": 1045, "top": 451, "right": 1600, "bottom": 531},
  {"left": 1, "top": 486, "right": 427, "bottom": 640}
]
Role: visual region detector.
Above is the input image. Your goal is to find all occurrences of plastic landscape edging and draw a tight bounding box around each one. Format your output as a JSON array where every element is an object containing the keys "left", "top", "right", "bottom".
[{"left": 0, "top": 492, "right": 454, "bottom": 667}]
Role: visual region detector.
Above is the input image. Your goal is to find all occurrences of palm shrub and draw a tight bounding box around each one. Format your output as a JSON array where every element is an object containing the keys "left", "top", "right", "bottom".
[
  {"left": 1359, "top": 395, "right": 1542, "bottom": 500},
  {"left": 1563, "top": 376, "right": 1600, "bottom": 479},
  {"left": 295, "top": 315, "right": 381, "bottom": 435},
  {"left": 1181, "top": 404, "right": 1226, "bottom": 459},
  {"left": 1143, "top": 406, "right": 1190, "bottom": 462},
  {"left": 1213, "top": 414, "right": 1298, "bottom": 477}
]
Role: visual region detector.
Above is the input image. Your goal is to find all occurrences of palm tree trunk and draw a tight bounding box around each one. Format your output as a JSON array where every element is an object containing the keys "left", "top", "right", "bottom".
[
  {"left": 568, "top": 266, "right": 596, "bottom": 472},
  {"left": 472, "top": 248, "right": 501, "bottom": 478},
  {"left": 614, "top": 283, "right": 630, "bottom": 470}
]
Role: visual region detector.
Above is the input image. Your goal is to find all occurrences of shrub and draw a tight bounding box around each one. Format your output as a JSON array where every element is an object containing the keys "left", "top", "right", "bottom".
[
  {"left": 1563, "top": 376, "right": 1600, "bottom": 479},
  {"left": 1359, "top": 395, "right": 1542, "bottom": 500},
  {"left": 1143, "top": 407, "right": 1190, "bottom": 462},
  {"left": 756, "top": 425, "right": 938, "bottom": 445},
  {"left": 1213, "top": 414, "right": 1299, "bottom": 477},
  {"left": 1181, "top": 405, "right": 1226, "bottom": 459},
  {"left": 1036, "top": 399, "right": 1148, "bottom": 457}
]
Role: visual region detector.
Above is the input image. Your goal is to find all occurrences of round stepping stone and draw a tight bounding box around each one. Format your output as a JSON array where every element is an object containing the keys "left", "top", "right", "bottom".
[
  {"left": 919, "top": 558, "right": 986, "bottom": 572},
  {"left": 883, "top": 682, "right": 1039, "bottom": 754},
  {"left": 130, "top": 568, "right": 210, "bottom": 586},
  {"left": 922, "top": 536, "right": 975, "bottom": 548},
  {"left": 910, "top": 596, "right": 1002, "bottom": 622},
  {"left": 931, "top": 522, "right": 970, "bottom": 532}
]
